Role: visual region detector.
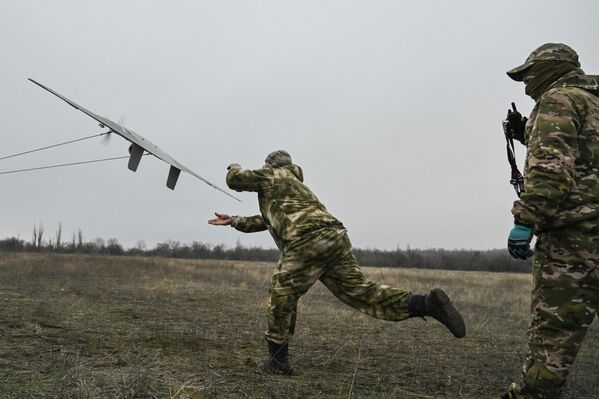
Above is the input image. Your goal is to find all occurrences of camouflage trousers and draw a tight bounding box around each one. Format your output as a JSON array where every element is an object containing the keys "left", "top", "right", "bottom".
[
  {"left": 508, "top": 219, "right": 599, "bottom": 399},
  {"left": 265, "top": 228, "right": 412, "bottom": 344}
]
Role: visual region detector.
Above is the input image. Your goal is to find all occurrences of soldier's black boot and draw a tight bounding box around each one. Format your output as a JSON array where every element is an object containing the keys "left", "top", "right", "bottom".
[
  {"left": 408, "top": 288, "right": 466, "bottom": 338},
  {"left": 260, "top": 340, "right": 293, "bottom": 375},
  {"left": 499, "top": 393, "right": 509, "bottom": 399}
]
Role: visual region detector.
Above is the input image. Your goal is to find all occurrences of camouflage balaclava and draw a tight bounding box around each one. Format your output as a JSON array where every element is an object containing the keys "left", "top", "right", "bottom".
[
  {"left": 523, "top": 60, "right": 580, "bottom": 100},
  {"left": 507, "top": 43, "right": 582, "bottom": 101},
  {"left": 264, "top": 150, "right": 292, "bottom": 168}
]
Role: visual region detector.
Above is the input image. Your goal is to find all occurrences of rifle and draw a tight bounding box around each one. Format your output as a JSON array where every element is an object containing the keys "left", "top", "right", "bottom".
[{"left": 502, "top": 102, "right": 526, "bottom": 197}]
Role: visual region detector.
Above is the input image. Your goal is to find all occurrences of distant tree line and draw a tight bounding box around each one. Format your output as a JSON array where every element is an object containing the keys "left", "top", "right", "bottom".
[
  {"left": 3, "top": 223, "right": 127, "bottom": 256},
  {"left": 0, "top": 223, "right": 531, "bottom": 273},
  {"left": 352, "top": 246, "right": 530, "bottom": 273}
]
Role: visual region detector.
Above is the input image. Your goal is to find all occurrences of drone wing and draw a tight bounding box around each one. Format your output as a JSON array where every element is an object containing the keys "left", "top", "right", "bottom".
[{"left": 28, "top": 78, "right": 240, "bottom": 201}]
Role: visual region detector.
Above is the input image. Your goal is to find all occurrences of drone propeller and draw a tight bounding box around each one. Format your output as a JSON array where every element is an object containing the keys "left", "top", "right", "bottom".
[{"left": 100, "top": 131, "right": 112, "bottom": 145}]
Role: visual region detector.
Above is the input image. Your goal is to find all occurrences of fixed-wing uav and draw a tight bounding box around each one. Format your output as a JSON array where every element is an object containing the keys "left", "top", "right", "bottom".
[{"left": 28, "top": 78, "right": 239, "bottom": 201}]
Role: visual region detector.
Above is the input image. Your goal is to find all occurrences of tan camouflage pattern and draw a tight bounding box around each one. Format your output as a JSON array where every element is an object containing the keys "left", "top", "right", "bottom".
[
  {"left": 507, "top": 43, "right": 580, "bottom": 81},
  {"left": 512, "top": 71, "right": 599, "bottom": 231},
  {"left": 507, "top": 50, "right": 599, "bottom": 397},
  {"left": 507, "top": 219, "right": 599, "bottom": 399},
  {"left": 226, "top": 163, "right": 412, "bottom": 344}
]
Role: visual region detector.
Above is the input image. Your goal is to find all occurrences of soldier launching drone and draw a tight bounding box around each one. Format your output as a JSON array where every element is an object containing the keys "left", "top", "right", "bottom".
[{"left": 208, "top": 150, "right": 465, "bottom": 375}]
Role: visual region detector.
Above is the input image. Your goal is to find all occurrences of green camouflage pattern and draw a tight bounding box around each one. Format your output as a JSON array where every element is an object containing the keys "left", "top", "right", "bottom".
[
  {"left": 507, "top": 219, "right": 599, "bottom": 399},
  {"left": 512, "top": 71, "right": 599, "bottom": 231},
  {"left": 266, "top": 228, "right": 411, "bottom": 344},
  {"left": 230, "top": 214, "right": 267, "bottom": 233},
  {"left": 227, "top": 163, "right": 344, "bottom": 251},
  {"left": 264, "top": 150, "right": 292, "bottom": 168},
  {"left": 507, "top": 43, "right": 580, "bottom": 81},
  {"left": 226, "top": 162, "right": 411, "bottom": 344}
]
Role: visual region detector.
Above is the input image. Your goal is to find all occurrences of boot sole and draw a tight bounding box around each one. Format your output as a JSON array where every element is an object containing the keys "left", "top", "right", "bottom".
[
  {"left": 260, "top": 364, "right": 293, "bottom": 376},
  {"left": 430, "top": 288, "right": 466, "bottom": 338}
]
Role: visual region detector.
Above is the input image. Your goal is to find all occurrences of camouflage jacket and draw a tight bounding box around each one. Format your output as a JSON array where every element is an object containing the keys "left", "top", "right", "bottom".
[
  {"left": 226, "top": 164, "right": 344, "bottom": 250},
  {"left": 512, "top": 71, "right": 599, "bottom": 231}
]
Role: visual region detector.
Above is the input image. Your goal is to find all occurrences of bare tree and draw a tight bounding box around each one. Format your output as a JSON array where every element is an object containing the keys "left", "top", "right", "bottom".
[
  {"left": 106, "top": 238, "right": 124, "bottom": 255},
  {"left": 77, "top": 229, "right": 83, "bottom": 249},
  {"left": 55, "top": 222, "right": 62, "bottom": 251},
  {"left": 32, "top": 224, "right": 37, "bottom": 248},
  {"left": 37, "top": 223, "right": 44, "bottom": 248},
  {"left": 94, "top": 237, "right": 105, "bottom": 253},
  {"left": 135, "top": 240, "right": 147, "bottom": 251}
]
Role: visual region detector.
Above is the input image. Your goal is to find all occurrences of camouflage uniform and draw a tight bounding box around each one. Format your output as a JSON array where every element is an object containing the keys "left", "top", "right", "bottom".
[
  {"left": 506, "top": 44, "right": 599, "bottom": 399},
  {"left": 226, "top": 159, "right": 412, "bottom": 345}
]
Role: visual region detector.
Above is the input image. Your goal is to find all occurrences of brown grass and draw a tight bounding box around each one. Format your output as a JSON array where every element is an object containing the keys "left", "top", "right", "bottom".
[{"left": 0, "top": 252, "right": 597, "bottom": 398}]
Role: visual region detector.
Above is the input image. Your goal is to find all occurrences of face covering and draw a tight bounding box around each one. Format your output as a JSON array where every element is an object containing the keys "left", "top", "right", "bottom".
[{"left": 524, "top": 60, "right": 580, "bottom": 100}]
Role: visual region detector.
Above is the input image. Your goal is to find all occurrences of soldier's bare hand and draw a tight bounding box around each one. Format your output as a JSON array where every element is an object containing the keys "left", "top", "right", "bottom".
[{"left": 208, "top": 212, "right": 232, "bottom": 226}]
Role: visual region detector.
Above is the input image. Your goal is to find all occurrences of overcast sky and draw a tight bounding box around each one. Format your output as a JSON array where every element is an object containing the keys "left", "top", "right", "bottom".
[{"left": 1, "top": 1, "right": 597, "bottom": 250}]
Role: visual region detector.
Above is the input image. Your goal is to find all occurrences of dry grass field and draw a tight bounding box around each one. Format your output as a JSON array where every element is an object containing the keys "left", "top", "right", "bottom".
[{"left": 0, "top": 253, "right": 597, "bottom": 398}]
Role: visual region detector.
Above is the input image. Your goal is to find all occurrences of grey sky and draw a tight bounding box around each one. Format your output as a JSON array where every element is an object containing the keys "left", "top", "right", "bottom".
[{"left": 1, "top": 1, "right": 597, "bottom": 250}]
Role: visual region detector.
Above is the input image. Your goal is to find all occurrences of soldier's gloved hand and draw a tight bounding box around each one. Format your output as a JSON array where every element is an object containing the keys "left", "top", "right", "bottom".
[
  {"left": 507, "top": 109, "right": 527, "bottom": 145},
  {"left": 507, "top": 224, "right": 534, "bottom": 260}
]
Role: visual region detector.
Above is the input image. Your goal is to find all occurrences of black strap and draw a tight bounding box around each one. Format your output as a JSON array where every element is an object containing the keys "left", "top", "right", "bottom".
[
  {"left": 502, "top": 104, "right": 525, "bottom": 198},
  {"left": 505, "top": 134, "right": 525, "bottom": 197}
]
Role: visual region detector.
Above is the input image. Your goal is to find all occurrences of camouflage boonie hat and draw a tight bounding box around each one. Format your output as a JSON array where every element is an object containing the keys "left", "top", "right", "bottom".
[
  {"left": 265, "top": 150, "right": 292, "bottom": 168},
  {"left": 507, "top": 43, "right": 580, "bottom": 81}
]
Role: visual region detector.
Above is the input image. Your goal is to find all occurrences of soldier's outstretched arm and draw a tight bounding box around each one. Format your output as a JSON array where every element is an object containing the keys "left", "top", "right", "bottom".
[
  {"left": 226, "top": 164, "right": 273, "bottom": 192},
  {"left": 231, "top": 215, "right": 268, "bottom": 233},
  {"left": 512, "top": 89, "right": 580, "bottom": 228},
  {"left": 208, "top": 212, "right": 267, "bottom": 233}
]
